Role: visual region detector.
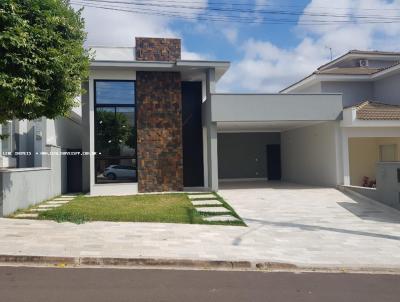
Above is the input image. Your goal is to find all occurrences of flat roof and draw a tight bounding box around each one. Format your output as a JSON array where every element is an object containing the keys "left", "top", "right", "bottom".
[{"left": 89, "top": 46, "right": 230, "bottom": 80}]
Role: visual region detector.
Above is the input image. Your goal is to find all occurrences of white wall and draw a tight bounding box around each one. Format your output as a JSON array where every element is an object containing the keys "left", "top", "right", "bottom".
[
  {"left": 0, "top": 145, "right": 67, "bottom": 216},
  {"left": 373, "top": 73, "right": 400, "bottom": 105},
  {"left": 321, "top": 81, "right": 373, "bottom": 107},
  {"left": 46, "top": 117, "right": 82, "bottom": 149},
  {"left": 281, "top": 121, "right": 341, "bottom": 186},
  {"left": 211, "top": 93, "right": 342, "bottom": 122},
  {"left": 291, "top": 82, "right": 322, "bottom": 93}
]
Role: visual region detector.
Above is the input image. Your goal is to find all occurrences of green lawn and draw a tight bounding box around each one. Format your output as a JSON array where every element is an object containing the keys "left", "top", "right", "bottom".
[{"left": 38, "top": 193, "right": 245, "bottom": 226}]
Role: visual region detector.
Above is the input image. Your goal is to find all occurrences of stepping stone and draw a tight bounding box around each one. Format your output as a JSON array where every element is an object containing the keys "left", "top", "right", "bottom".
[
  {"left": 47, "top": 200, "right": 70, "bottom": 204},
  {"left": 191, "top": 199, "right": 222, "bottom": 206},
  {"left": 54, "top": 198, "right": 74, "bottom": 201},
  {"left": 188, "top": 194, "right": 216, "bottom": 200},
  {"left": 15, "top": 213, "right": 38, "bottom": 218},
  {"left": 29, "top": 208, "right": 49, "bottom": 212},
  {"left": 38, "top": 204, "right": 62, "bottom": 208},
  {"left": 196, "top": 207, "right": 231, "bottom": 214},
  {"left": 61, "top": 195, "right": 77, "bottom": 197},
  {"left": 203, "top": 215, "right": 240, "bottom": 222}
]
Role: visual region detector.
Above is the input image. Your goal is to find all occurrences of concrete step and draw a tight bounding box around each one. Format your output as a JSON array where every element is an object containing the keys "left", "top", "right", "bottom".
[
  {"left": 203, "top": 215, "right": 240, "bottom": 222},
  {"left": 47, "top": 201, "right": 70, "bottom": 205},
  {"left": 29, "top": 208, "right": 49, "bottom": 212},
  {"left": 196, "top": 207, "right": 231, "bottom": 214},
  {"left": 38, "top": 204, "right": 62, "bottom": 208},
  {"left": 188, "top": 194, "right": 216, "bottom": 200},
  {"left": 191, "top": 199, "right": 222, "bottom": 206},
  {"left": 15, "top": 213, "right": 38, "bottom": 218},
  {"left": 53, "top": 198, "right": 74, "bottom": 201}
]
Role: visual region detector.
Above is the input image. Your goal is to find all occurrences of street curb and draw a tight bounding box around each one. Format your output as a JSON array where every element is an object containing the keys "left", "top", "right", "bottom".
[
  {"left": 1, "top": 255, "right": 400, "bottom": 274},
  {"left": 0, "top": 255, "right": 253, "bottom": 269}
]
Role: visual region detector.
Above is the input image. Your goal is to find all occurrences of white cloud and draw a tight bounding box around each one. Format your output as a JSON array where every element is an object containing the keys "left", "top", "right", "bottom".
[
  {"left": 219, "top": 38, "right": 328, "bottom": 92},
  {"left": 218, "top": 0, "right": 400, "bottom": 92},
  {"left": 78, "top": 6, "right": 176, "bottom": 46},
  {"left": 73, "top": 0, "right": 207, "bottom": 57},
  {"left": 221, "top": 27, "right": 239, "bottom": 44},
  {"left": 182, "top": 48, "right": 207, "bottom": 60}
]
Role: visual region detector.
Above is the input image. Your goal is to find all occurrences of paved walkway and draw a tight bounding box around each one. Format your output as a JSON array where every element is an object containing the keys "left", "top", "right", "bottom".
[
  {"left": 1, "top": 182, "right": 400, "bottom": 268},
  {"left": 14, "top": 195, "right": 76, "bottom": 219}
]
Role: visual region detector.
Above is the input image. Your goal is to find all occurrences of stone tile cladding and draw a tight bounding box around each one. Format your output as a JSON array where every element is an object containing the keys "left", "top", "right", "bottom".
[
  {"left": 136, "top": 71, "right": 184, "bottom": 192},
  {"left": 135, "top": 37, "right": 181, "bottom": 61}
]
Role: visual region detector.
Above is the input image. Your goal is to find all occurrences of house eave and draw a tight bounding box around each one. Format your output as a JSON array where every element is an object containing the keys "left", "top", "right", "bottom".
[
  {"left": 282, "top": 59, "right": 400, "bottom": 93},
  {"left": 90, "top": 59, "right": 230, "bottom": 80}
]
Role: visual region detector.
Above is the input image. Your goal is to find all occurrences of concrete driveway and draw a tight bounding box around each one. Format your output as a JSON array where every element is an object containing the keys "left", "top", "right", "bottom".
[
  {"left": 0, "top": 181, "right": 400, "bottom": 269},
  {"left": 218, "top": 181, "right": 400, "bottom": 267}
]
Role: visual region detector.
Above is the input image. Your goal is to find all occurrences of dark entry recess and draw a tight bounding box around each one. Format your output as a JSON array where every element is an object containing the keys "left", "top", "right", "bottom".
[
  {"left": 67, "top": 148, "right": 82, "bottom": 193},
  {"left": 182, "top": 81, "right": 204, "bottom": 187},
  {"left": 266, "top": 144, "right": 281, "bottom": 180}
]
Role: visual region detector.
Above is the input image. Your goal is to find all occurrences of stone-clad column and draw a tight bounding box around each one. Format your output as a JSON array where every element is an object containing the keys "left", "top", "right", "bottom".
[
  {"left": 136, "top": 71, "right": 183, "bottom": 192},
  {"left": 135, "top": 37, "right": 183, "bottom": 192}
]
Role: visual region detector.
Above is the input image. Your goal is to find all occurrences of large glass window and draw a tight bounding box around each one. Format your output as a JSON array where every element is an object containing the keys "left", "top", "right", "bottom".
[{"left": 94, "top": 81, "right": 136, "bottom": 183}]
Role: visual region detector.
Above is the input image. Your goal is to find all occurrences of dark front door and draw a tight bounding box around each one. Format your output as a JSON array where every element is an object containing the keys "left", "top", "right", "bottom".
[
  {"left": 266, "top": 144, "right": 281, "bottom": 180},
  {"left": 67, "top": 148, "right": 82, "bottom": 193},
  {"left": 182, "top": 81, "right": 204, "bottom": 187}
]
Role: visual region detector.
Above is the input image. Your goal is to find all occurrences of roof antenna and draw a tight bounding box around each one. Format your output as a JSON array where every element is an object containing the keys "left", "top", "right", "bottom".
[{"left": 325, "top": 46, "right": 333, "bottom": 61}]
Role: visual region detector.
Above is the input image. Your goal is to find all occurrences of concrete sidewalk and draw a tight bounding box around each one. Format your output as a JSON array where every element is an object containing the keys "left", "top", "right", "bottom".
[{"left": 1, "top": 183, "right": 400, "bottom": 271}]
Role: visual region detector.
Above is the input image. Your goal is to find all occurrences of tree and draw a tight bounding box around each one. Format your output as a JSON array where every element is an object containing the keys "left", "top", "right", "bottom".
[{"left": 0, "top": 0, "right": 90, "bottom": 124}]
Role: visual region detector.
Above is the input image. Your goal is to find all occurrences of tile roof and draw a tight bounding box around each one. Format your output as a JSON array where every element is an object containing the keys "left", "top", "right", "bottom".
[
  {"left": 353, "top": 101, "right": 400, "bottom": 120},
  {"left": 317, "top": 50, "right": 400, "bottom": 71},
  {"left": 348, "top": 50, "right": 400, "bottom": 56},
  {"left": 281, "top": 53, "right": 400, "bottom": 93}
]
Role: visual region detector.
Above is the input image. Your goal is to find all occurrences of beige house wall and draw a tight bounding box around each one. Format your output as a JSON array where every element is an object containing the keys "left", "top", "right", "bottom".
[{"left": 349, "top": 137, "right": 400, "bottom": 186}]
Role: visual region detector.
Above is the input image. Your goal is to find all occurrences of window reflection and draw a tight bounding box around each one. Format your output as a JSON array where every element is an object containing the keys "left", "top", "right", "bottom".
[
  {"left": 94, "top": 81, "right": 136, "bottom": 183},
  {"left": 95, "top": 81, "right": 135, "bottom": 105},
  {"left": 95, "top": 159, "right": 137, "bottom": 183}
]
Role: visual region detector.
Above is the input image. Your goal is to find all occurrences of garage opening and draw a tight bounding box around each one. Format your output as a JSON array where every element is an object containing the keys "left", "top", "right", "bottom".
[
  {"left": 217, "top": 132, "right": 281, "bottom": 181},
  {"left": 217, "top": 121, "right": 341, "bottom": 188}
]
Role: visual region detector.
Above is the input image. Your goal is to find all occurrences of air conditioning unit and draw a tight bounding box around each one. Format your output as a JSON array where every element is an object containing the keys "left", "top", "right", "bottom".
[{"left": 359, "top": 59, "right": 369, "bottom": 67}]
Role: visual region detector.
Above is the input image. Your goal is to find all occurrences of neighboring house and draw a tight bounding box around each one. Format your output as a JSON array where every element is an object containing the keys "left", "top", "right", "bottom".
[
  {"left": 2, "top": 38, "right": 400, "bottom": 215},
  {"left": 282, "top": 50, "right": 400, "bottom": 209},
  {"left": 0, "top": 113, "right": 82, "bottom": 216}
]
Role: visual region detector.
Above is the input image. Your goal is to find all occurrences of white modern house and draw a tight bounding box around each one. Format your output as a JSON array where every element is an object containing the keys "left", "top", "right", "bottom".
[{"left": 1, "top": 39, "right": 400, "bottom": 216}]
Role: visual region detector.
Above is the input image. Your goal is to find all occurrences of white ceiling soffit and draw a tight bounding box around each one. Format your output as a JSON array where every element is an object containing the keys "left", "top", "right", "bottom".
[{"left": 217, "top": 121, "right": 323, "bottom": 132}]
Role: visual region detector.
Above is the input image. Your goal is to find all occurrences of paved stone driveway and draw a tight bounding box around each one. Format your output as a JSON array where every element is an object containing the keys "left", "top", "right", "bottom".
[
  {"left": 1, "top": 181, "right": 400, "bottom": 269},
  {"left": 218, "top": 181, "right": 400, "bottom": 267}
]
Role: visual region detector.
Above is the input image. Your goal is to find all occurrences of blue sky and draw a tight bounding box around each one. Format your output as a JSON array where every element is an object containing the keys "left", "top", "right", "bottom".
[
  {"left": 74, "top": 0, "right": 400, "bottom": 92},
  {"left": 170, "top": 0, "right": 310, "bottom": 60}
]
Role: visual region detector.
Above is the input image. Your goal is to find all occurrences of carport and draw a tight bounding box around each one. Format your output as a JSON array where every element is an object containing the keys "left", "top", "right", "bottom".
[{"left": 202, "top": 93, "right": 343, "bottom": 191}]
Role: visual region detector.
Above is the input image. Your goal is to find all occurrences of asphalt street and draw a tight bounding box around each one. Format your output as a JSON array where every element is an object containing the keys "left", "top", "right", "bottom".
[{"left": 0, "top": 266, "right": 399, "bottom": 302}]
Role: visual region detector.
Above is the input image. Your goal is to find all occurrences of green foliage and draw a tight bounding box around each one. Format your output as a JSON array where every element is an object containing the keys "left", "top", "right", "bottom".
[
  {"left": 0, "top": 134, "right": 9, "bottom": 140},
  {"left": 0, "top": 0, "right": 90, "bottom": 123}
]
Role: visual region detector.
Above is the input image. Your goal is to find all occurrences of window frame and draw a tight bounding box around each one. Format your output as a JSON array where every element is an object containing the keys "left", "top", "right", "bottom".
[
  {"left": 94, "top": 80, "right": 137, "bottom": 184},
  {"left": 379, "top": 144, "right": 397, "bottom": 162}
]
